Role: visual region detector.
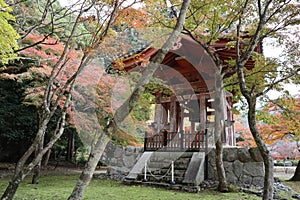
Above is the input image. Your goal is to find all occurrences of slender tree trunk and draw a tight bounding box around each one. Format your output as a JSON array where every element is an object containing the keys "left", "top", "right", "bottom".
[
  {"left": 32, "top": 136, "right": 44, "bottom": 184},
  {"left": 68, "top": 1, "right": 191, "bottom": 199},
  {"left": 68, "top": 134, "right": 110, "bottom": 200},
  {"left": 1, "top": 116, "right": 49, "bottom": 200},
  {"left": 67, "top": 132, "right": 75, "bottom": 162},
  {"left": 248, "top": 99, "right": 274, "bottom": 200},
  {"left": 1, "top": 95, "right": 70, "bottom": 200},
  {"left": 214, "top": 70, "right": 228, "bottom": 192},
  {"left": 290, "top": 160, "right": 300, "bottom": 181},
  {"left": 43, "top": 149, "right": 51, "bottom": 167}
]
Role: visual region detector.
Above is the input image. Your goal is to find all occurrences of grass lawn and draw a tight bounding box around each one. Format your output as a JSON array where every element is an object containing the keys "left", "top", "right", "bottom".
[
  {"left": 284, "top": 181, "right": 300, "bottom": 193},
  {"left": 0, "top": 175, "right": 262, "bottom": 200}
]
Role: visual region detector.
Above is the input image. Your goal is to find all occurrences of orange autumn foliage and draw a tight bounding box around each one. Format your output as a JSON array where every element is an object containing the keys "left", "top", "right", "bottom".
[
  {"left": 234, "top": 114, "right": 256, "bottom": 148},
  {"left": 258, "top": 97, "right": 300, "bottom": 145},
  {"left": 114, "top": 7, "right": 149, "bottom": 29}
]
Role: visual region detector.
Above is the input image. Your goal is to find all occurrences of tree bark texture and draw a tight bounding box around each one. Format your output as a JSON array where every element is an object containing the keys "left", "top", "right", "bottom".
[
  {"left": 214, "top": 71, "right": 228, "bottom": 192},
  {"left": 68, "top": 1, "right": 191, "bottom": 199},
  {"left": 68, "top": 134, "right": 110, "bottom": 200},
  {"left": 32, "top": 136, "right": 44, "bottom": 184},
  {"left": 67, "top": 132, "right": 75, "bottom": 162},
  {"left": 43, "top": 149, "right": 51, "bottom": 167},
  {"left": 247, "top": 99, "right": 274, "bottom": 200},
  {"left": 236, "top": 55, "right": 274, "bottom": 200},
  {"left": 290, "top": 161, "right": 300, "bottom": 181}
]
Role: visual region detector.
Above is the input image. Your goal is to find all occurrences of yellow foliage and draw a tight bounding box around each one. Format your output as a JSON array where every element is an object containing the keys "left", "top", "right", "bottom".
[{"left": 0, "top": 0, "right": 19, "bottom": 65}]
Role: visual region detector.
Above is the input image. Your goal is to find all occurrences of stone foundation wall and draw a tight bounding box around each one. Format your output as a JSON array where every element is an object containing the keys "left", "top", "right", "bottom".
[
  {"left": 207, "top": 147, "right": 265, "bottom": 187},
  {"left": 100, "top": 143, "right": 144, "bottom": 177},
  {"left": 101, "top": 144, "right": 265, "bottom": 187}
]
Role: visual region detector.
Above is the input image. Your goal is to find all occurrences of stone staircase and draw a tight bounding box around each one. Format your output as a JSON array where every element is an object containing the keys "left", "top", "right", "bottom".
[{"left": 125, "top": 151, "right": 205, "bottom": 186}]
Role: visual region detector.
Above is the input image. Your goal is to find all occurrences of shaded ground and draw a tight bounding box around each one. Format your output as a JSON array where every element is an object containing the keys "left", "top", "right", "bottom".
[{"left": 0, "top": 162, "right": 106, "bottom": 178}]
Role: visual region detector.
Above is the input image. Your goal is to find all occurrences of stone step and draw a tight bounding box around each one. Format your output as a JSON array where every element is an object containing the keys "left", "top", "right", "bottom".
[
  {"left": 174, "top": 159, "right": 190, "bottom": 169},
  {"left": 147, "top": 161, "right": 171, "bottom": 169},
  {"left": 129, "top": 151, "right": 204, "bottom": 186},
  {"left": 149, "top": 152, "right": 187, "bottom": 162},
  {"left": 141, "top": 175, "right": 185, "bottom": 184},
  {"left": 126, "top": 152, "right": 153, "bottom": 180}
]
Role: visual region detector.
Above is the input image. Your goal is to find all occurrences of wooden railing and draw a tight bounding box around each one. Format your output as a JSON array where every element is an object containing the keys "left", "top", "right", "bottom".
[{"left": 144, "top": 131, "right": 206, "bottom": 152}]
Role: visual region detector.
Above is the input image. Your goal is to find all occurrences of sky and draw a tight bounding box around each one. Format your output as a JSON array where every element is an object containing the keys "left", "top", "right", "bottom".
[{"left": 263, "top": 40, "right": 300, "bottom": 98}]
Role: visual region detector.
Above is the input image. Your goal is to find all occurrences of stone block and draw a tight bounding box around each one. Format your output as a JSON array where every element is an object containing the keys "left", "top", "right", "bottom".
[
  {"left": 226, "top": 172, "right": 238, "bottom": 185},
  {"left": 237, "top": 148, "right": 252, "bottom": 162},
  {"left": 105, "top": 142, "right": 116, "bottom": 158},
  {"left": 223, "top": 148, "right": 238, "bottom": 162},
  {"left": 223, "top": 161, "right": 233, "bottom": 173},
  {"left": 108, "top": 166, "right": 129, "bottom": 175},
  {"left": 125, "top": 146, "right": 134, "bottom": 156},
  {"left": 110, "top": 158, "right": 118, "bottom": 166},
  {"left": 207, "top": 162, "right": 217, "bottom": 180},
  {"left": 123, "top": 155, "right": 136, "bottom": 168},
  {"left": 241, "top": 175, "right": 252, "bottom": 185},
  {"left": 114, "top": 146, "right": 124, "bottom": 158},
  {"left": 249, "top": 147, "right": 263, "bottom": 162},
  {"left": 117, "top": 159, "right": 124, "bottom": 167},
  {"left": 252, "top": 176, "right": 264, "bottom": 187},
  {"left": 243, "top": 162, "right": 264, "bottom": 177},
  {"left": 233, "top": 160, "right": 244, "bottom": 179}
]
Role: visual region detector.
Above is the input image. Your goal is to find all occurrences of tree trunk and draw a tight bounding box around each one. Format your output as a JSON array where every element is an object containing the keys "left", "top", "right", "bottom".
[
  {"left": 32, "top": 136, "right": 44, "bottom": 184},
  {"left": 68, "top": 1, "right": 191, "bottom": 199},
  {"left": 214, "top": 71, "right": 228, "bottom": 192},
  {"left": 0, "top": 172, "right": 23, "bottom": 200},
  {"left": 290, "top": 160, "right": 300, "bottom": 181},
  {"left": 1, "top": 116, "right": 49, "bottom": 200},
  {"left": 1, "top": 94, "right": 70, "bottom": 200},
  {"left": 31, "top": 165, "right": 41, "bottom": 185},
  {"left": 68, "top": 134, "right": 110, "bottom": 200},
  {"left": 67, "top": 132, "right": 75, "bottom": 162},
  {"left": 43, "top": 149, "right": 51, "bottom": 167},
  {"left": 248, "top": 99, "right": 274, "bottom": 200}
]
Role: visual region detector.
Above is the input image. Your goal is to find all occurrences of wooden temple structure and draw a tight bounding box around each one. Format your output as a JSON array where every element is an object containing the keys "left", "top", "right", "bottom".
[{"left": 114, "top": 36, "right": 261, "bottom": 152}]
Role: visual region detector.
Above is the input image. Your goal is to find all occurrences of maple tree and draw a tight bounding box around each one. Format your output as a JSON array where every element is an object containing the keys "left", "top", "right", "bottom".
[
  {"left": 258, "top": 97, "right": 300, "bottom": 144},
  {"left": 233, "top": 1, "right": 299, "bottom": 197},
  {"left": 1, "top": 0, "right": 124, "bottom": 199},
  {"left": 235, "top": 114, "right": 256, "bottom": 148},
  {"left": 258, "top": 96, "right": 300, "bottom": 181}
]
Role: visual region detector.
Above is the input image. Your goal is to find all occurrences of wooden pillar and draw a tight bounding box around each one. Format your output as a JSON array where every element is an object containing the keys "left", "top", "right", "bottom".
[
  {"left": 191, "top": 122, "right": 195, "bottom": 134},
  {"left": 199, "top": 94, "right": 206, "bottom": 133},
  {"left": 170, "top": 96, "right": 177, "bottom": 132},
  {"left": 154, "top": 104, "right": 162, "bottom": 133},
  {"left": 222, "top": 92, "right": 228, "bottom": 145},
  {"left": 225, "top": 97, "right": 235, "bottom": 146},
  {"left": 154, "top": 93, "right": 168, "bottom": 133},
  {"left": 162, "top": 103, "right": 168, "bottom": 129},
  {"left": 178, "top": 102, "right": 184, "bottom": 149},
  {"left": 176, "top": 102, "right": 181, "bottom": 132}
]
